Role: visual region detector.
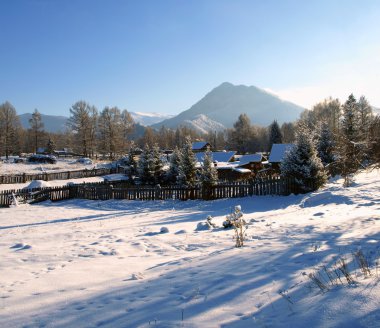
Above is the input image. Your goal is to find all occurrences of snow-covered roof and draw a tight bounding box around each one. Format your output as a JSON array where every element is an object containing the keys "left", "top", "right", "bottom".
[
  {"left": 192, "top": 141, "right": 210, "bottom": 150},
  {"left": 236, "top": 153, "right": 264, "bottom": 166},
  {"left": 195, "top": 151, "right": 236, "bottom": 164},
  {"left": 268, "top": 144, "right": 295, "bottom": 163}
]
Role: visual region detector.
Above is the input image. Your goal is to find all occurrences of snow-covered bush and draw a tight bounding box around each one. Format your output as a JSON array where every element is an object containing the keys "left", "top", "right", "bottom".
[
  {"left": 206, "top": 215, "right": 217, "bottom": 228},
  {"left": 195, "top": 222, "right": 211, "bottom": 231},
  {"left": 223, "top": 205, "right": 247, "bottom": 247},
  {"left": 196, "top": 215, "right": 217, "bottom": 231}
]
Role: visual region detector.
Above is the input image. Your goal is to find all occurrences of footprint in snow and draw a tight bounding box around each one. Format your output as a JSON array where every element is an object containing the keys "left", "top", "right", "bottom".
[
  {"left": 313, "top": 212, "right": 324, "bottom": 216},
  {"left": 99, "top": 250, "right": 117, "bottom": 256},
  {"left": 18, "top": 245, "right": 32, "bottom": 251},
  {"left": 10, "top": 243, "right": 24, "bottom": 249}
]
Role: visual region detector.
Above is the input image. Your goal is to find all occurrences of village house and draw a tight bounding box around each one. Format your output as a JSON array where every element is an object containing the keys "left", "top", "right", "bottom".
[
  {"left": 235, "top": 153, "right": 267, "bottom": 175},
  {"left": 268, "top": 143, "right": 295, "bottom": 173},
  {"left": 192, "top": 141, "right": 212, "bottom": 153}
]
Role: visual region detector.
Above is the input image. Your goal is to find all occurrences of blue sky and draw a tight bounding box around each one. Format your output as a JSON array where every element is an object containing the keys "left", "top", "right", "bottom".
[{"left": 1, "top": 0, "right": 379, "bottom": 116}]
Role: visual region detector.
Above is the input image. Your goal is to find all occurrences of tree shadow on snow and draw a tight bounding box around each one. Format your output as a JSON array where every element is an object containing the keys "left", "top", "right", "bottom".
[{"left": 3, "top": 220, "right": 380, "bottom": 328}]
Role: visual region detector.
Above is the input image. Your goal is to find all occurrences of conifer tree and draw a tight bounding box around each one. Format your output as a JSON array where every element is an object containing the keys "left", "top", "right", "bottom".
[
  {"left": 341, "top": 94, "right": 359, "bottom": 141},
  {"left": 339, "top": 94, "right": 362, "bottom": 185},
  {"left": 151, "top": 144, "right": 163, "bottom": 184},
  {"left": 281, "top": 125, "right": 327, "bottom": 193},
  {"left": 368, "top": 116, "right": 380, "bottom": 167},
  {"left": 167, "top": 147, "right": 181, "bottom": 184},
  {"left": 268, "top": 120, "right": 283, "bottom": 147},
  {"left": 126, "top": 146, "right": 137, "bottom": 182},
  {"left": 46, "top": 139, "right": 56, "bottom": 155},
  {"left": 200, "top": 150, "right": 218, "bottom": 186},
  {"left": 138, "top": 144, "right": 154, "bottom": 184},
  {"left": 200, "top": 150, "right": 218, "bottom": 199},
  {"left": 178, "top": 136, "right": 197, "bottom": 186},
  {"left": 316, "top": 122, "right": 335, "bottom": 167},
  {"left": 357, "top": 96, "right": 373, "bottom": 141}
]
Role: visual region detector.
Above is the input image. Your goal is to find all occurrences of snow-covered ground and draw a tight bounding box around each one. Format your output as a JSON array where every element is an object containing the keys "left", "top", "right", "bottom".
[
  {"left": 0, "top": 169, "right": 379, "bottom": 327},
  {"left": 0, "top": 158, "right": 108, "bottom": 175},
  {"left": 0, "top": 158, "right": 115, "bottom": 191}
]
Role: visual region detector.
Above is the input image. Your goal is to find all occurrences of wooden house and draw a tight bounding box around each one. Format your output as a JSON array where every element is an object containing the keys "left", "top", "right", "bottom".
[
  {"left": 235, "top": 153, "right": 266, "bottom": 174},
  {"left": 268, "top": 144, "right": 295, "bottom": 172},
  {"left": 192, "top": 141, "right": 211, "bottom": 152}
]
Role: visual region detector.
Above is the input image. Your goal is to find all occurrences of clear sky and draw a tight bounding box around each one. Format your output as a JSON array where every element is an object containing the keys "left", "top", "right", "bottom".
[{"left": 1, "top": 0, "right": 379, "bottom": 116}]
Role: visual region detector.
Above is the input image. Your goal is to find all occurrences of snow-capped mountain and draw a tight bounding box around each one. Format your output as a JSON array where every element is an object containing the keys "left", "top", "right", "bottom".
[
  {"left": 152, "top": 82, "right": 305, "bottom": 131},
  {"left": 182, "top": 114, "right": 226, "bottom": 134},
  {"left": 130, "top": 112, "right": 174, "bottom": 126}
]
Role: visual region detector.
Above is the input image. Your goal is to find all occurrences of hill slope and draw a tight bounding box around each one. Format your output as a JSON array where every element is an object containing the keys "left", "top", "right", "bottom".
[
  {"left": 19, "top": 113, "right": 68, "bottom": 133},
  {"left": 153, "top": 82, "right": 305, "bottom": 131}
]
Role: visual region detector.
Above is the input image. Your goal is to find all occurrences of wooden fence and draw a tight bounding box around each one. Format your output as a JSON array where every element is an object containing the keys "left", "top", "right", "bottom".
[
  {"left": 0, "top": 167, "right": 123, "bottom": 184},
  {"left": 0, "top": 177, "right": 316, "bottom": 207}
]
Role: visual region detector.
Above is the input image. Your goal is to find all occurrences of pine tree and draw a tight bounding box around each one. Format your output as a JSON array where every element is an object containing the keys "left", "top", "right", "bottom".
[
  {"left": 316, "top": 122, "right": 335, "bottom": 167},
  {"left": 138, "top": 144, "right": 154, "bottom": 184},
  {"left": 339, "top": 94, "right": 362, "bottom": 185},
  {"left": 341, "top": 94, "right": 359, "bottom": 142},
  {"left": 357, "top": 96, "right": 373, "bottom": 141},
  {"left": 281, "top": 125, "right": 327, "bottom": 193},
  {"left": 200, "top": 150, "right": 218, "bottom": 199},
  {"left": 268, "top": 120, "right": 283, "bottom": 148},
  {"left": 46, "top": 139, "right": 56, "bottom": 155},
  {"left": 167, "top": 147, "right": 181, "bottom": 184},
  {"left": 126, "top": 146, "right": 137, "bottom": 182},
  {"left": 151, "top": 144, "right": 163, "bottom": 184},
  {"left": 368, "top": 116, "right": 380, "bottom": 167},
  {"left": 178, "top": 136, "right": 197, "bottom": 187}
]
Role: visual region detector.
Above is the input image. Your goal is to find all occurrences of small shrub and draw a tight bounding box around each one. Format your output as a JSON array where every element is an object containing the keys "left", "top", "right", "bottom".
[
  {"left": 224, "top": 205, "right": 247, "bottom": 247},
  {"left": 353, "top": 249, "right": 371, "bottom": 278}
]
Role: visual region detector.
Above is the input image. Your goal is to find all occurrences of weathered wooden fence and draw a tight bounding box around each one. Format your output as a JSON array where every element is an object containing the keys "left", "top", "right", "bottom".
[
  {"left": 0, "top": 177, "right": 316, "bottom": 207},
  {"left": 0, "top": 167, "right": 124, "bottom": 184}
]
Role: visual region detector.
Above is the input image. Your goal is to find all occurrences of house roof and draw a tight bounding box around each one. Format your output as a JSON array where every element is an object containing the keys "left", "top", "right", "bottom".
[
  {"left": 195, "top": 151, "right": 236, "bottom": 164},
  {"left": 268, "top": 144, "right": 295, "bottom": 163},
  {"left": 192, "top": 141, "right": 210, "bottom": 150},
  {"left": 236, "top": 153, "right": 265, "bottom": 167}
]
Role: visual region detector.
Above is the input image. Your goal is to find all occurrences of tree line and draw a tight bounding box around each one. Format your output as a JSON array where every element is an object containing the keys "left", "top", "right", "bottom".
[
  {"left": 281, "top": 94, "right": 380, "bottom": 191},
  {"left": 0, "top": 100, "right": 296, "bottom": 159},
  {"left": 0, "top": 95, "right": 379, "bottom": 177}
]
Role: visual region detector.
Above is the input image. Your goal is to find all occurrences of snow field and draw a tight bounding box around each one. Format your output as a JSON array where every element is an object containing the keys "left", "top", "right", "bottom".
[{"left": 0, "top": 169, "right": 379, "bottom": 327}]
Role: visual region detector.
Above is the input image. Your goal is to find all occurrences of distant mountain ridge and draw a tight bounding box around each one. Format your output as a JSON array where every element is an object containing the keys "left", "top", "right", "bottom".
[
  {"left": 18, "top": 111, "right": 173, "bottom": 133},
  {"left": 152, "top": 82, "right": 305, "bottom": 133},
  {"left": 130, "top": 111, "right": 174, "bottom": 126},
  {"left": 19, "top": 113, "right": 68, "bottom": 133}
]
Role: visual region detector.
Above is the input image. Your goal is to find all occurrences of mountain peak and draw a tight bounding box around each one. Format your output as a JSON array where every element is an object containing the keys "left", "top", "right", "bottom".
[{"left": 152, "top": 82, "right": 304, "bottom": 131}]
